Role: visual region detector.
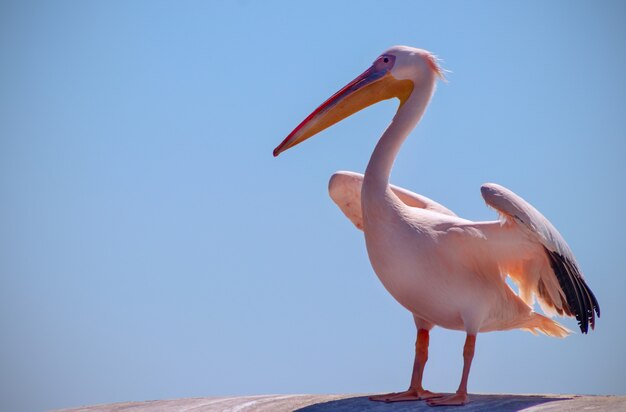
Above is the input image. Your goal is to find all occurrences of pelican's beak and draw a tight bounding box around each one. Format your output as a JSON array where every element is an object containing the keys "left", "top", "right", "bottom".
[{"left": 273, "top": 58, "right": 413, "bottom": 157}]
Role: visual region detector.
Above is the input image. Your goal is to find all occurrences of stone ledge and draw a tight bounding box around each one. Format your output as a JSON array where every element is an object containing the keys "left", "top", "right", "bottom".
[{"left": 56, "top": 393, "right": 626, "bottom": 411}]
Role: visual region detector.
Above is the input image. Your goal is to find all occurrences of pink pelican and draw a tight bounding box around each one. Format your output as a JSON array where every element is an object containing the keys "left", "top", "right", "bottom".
[{"left": 273, "top": 46, "right": 599, "bottom": 406}]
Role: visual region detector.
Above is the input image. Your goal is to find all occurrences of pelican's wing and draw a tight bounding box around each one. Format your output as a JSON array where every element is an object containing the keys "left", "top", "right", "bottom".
[
  {"left": 329, "top": 171, "right": 456, "bottom": 230},
  {"left": 481, "top": 183, "right": 600, "bottom": 333}
]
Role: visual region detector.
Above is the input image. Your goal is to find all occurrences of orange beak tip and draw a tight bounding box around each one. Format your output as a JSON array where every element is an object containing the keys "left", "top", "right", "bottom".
[{"left": 273, "top": 145, "right": 283, "bottom": 157}]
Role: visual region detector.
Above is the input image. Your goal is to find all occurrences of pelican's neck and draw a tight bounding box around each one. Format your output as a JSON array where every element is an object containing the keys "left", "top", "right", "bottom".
[{"left": 363, "top": 78, "right": 436, "bottom": 195}]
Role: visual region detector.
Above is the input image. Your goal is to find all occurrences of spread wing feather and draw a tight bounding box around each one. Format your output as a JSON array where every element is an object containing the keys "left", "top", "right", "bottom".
[
  {"left": 329, "top": 171, "right": 456, "bottom": 231},
  {"left": 481, "top": 183, "right": 600, "bottom": 333}
]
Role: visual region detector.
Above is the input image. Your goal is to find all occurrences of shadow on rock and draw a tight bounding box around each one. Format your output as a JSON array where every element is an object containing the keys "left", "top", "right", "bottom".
[{"left": 296, "top": 394, "right": 572, "bottom": 411}]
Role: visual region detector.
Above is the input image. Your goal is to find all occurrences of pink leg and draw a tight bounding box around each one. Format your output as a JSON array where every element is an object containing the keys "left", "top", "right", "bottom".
[
  {"left": 427, "top": 334, "right": 476, "bottom": 406},
  {"left": 370, "top": 328, "right": 442, "bottom": 402}
]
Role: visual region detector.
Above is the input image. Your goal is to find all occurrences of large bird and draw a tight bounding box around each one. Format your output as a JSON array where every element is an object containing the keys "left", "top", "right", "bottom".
[{"left": 273, "top": 46, "right": 599, "bottom": 406}]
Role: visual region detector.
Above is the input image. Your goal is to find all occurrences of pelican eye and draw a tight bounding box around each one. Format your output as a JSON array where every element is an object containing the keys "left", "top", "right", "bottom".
[{"left": 383, "top": 57, "right": 389, "bottom": 63}]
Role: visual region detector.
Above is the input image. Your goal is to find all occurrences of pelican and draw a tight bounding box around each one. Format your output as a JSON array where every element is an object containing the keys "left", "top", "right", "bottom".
[{"left": 273, "top": 46, "right": 600, "bottom": 406}]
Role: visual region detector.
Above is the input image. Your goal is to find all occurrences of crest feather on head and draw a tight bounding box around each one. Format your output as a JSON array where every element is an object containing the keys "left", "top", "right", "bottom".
[{"left": 425, "top": 53, "right": 447, "bottom": 81}]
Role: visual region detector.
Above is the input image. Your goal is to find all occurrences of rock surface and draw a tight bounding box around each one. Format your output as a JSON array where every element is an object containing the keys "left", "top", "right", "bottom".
[{"left": 57, "top": 394, "right": 626, "bottom": 411}]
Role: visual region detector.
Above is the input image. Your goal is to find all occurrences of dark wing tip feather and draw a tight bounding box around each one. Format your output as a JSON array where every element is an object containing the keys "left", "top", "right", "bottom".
[{"left": 544, "top": 247, "right": 600, "bottom": 334}]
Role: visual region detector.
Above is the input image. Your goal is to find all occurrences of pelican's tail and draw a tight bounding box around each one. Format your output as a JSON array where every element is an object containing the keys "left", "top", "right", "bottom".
[{"left": 521, "top": 313, "right": 571, "bottom": 338}]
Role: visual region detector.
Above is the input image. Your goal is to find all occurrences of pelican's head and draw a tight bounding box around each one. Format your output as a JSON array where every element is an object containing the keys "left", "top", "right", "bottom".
[{"left": 273, "top": 46, "right": 444, "bottom": 157}]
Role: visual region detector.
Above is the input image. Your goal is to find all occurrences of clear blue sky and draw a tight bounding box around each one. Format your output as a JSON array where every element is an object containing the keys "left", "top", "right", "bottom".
[{"left": 1, "top": 1, "right": 625, "bottom": 411}]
